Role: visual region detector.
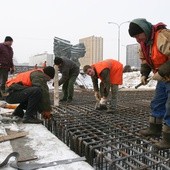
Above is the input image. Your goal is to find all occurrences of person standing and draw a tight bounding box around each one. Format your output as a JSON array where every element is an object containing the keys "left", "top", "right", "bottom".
[
  {"left": 0, "top": 36, "right": 14, "bottom": 99},
  {"left": 128, "top": 18, "right": 170, "bottom": 149},
  {"left": 6, "top": 66, "right": 55, "bottom": 123},
  {"left": 54, "top": 57, "right": 79, "bottom": 103},
  {"left": 83, "top": 59, "right": 123, "bottom": 113},
  {"left": 42, "top": 61, "right": 47, "bottom": 68}
]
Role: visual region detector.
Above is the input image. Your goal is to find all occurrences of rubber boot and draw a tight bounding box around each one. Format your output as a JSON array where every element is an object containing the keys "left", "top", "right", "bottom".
[
  {"left": 154, "top": 124, "right": 170, "bottom": 149},
  {"left": 139, "top": 116, "right": 162, "bottom": 137},
  {"left": 12, "top": 106, "right": 25, "bottom": 118}
]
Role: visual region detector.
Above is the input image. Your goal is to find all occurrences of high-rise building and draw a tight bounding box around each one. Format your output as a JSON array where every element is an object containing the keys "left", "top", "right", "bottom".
[
  {"left": 126, "top": 44, "right": 141, "bottom": 69},
  {"left": 79, "top": 36, "right": 103, "bottom": 68}
]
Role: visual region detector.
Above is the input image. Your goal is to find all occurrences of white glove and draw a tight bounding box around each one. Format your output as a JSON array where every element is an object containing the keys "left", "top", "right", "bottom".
[
  {"left": 94, "top": 91, "right": 100, "bottom": 101},
  {"left": 141, "top": 76, "right": 148, "bottom": 85},
  {"left": 99, "top": 97, "right": 107, "bottom": 105}
]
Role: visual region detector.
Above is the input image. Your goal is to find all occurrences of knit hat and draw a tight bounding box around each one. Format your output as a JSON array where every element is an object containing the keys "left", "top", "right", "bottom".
[
  {"left": 4, "top": 36, "right": 13, "bottom": 42},
  {"left": 43, "top": 66, "right": 55, "bottom": 79},
  {"left": 54, "top": 57, "right": 63, "bottom": 65},
  {"left": 128, "top": 22, "right": 144, "bottom": 37}
]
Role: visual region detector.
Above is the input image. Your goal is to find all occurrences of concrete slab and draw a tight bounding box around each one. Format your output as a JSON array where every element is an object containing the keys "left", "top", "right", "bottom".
[{"left": 0, "top": 123, "right": 94, "bottom": 170}]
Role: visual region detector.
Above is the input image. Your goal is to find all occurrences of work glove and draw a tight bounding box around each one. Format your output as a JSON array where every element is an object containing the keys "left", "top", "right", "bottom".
[
  {"left": 152, "top": 72, "right": 164, "bottom": 81},
  {"left": 99, "top": 97, "right": 107, "bottom": 105},
  {"left": 94, "top": 91, "right": 101, "bottom": 101},
  {"left": 95, "top": 97, "right": 107, "bottom": 110},
  {"left": 140, "top": 76, "right": 148, "bottom": 85},
  {"left": 42, "top": 111, "right": 52, "bottom": 119}
]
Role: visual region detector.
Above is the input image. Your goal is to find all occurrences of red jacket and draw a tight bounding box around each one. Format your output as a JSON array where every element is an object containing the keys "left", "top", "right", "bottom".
[{"left": 0, "top": 43, "right": 13, "bottom": 69}]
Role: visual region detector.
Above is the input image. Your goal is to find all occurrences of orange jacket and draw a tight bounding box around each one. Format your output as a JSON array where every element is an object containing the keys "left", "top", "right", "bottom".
[
  {"left": 6, "top": 69, "right": 43, "bottom": 87},
  {"left": 151, "top": 30, "right": 168, "bottom": 70},
  {"left": 92, "top": 59, "right": 123, "bottom": 85}
]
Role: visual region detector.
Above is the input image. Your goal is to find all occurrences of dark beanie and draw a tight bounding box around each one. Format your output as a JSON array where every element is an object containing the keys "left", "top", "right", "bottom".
[
  {"left": 54, "top": 57, "right": 63, "bottom": 65},
  {"left": 128, "top": 23, "right": 144, "bottom": 37},
  {"left": 43, "top": 66, "right": 55, "bottom": 79},
  {"left": 4, "top": 36, "right": 13, "bottom": 42}
]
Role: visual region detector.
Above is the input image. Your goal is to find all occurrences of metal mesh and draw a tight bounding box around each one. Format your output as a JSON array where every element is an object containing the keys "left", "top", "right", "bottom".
[{"left": 44, "top": 90, "right": 170, "bottom": 170}]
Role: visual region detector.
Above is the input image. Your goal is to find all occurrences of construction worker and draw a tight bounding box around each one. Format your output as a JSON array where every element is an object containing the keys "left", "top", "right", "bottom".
[
  {"left": 83, "top": 59, "right": 123, "bottom": 113},
  {"left": 5, "top": 66, "right": 55, "bottom": 124},
  {"left": 54, "top": 57, "right": 79, "bottom": 103},
  {"left": 0, "top": 36, "right": 14, "bottom": 99},
  {"left": 128, "top": 18, "right": 170, "bottom": 149},
  {"left": 42, "top": 61, "right": 47, "bottom": 68}
]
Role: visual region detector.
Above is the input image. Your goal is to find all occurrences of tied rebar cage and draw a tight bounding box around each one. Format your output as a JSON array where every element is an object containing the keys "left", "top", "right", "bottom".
[{"left": 44, "top": 90, "right": 170, "bottom": 170}]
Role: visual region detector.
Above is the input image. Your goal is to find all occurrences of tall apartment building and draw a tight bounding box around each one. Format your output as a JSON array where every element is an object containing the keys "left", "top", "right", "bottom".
[
  {"left": 126, "top": 44, "right": 141, "bottom": 69},
  {"left": 79, "top": 36, "right": 103, "bottom": 68}
]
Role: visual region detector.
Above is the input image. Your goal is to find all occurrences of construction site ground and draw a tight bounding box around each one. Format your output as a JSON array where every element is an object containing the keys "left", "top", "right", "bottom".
[{"left": 1, "top": 89, "right": 170, "bottom": 170}]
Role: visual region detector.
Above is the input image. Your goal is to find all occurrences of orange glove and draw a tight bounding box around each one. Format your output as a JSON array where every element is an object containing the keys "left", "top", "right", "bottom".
[{"left": 42, "top": 111, "right": 52, "bottom": 119}]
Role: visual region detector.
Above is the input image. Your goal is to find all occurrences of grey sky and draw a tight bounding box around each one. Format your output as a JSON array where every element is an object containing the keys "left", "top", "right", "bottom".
[{"left": 1, "top": 0, "right": 169, "bottom": 65}]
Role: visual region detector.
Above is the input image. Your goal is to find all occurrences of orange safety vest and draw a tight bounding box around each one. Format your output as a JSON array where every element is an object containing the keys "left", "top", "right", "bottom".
[
  {"left": 151, "top": 30, "right": 168, "bottom": 70},
  {"left": 92, "top": 59, "right": 123, "bottom": 85},
  {"left": 6, "top": 69, "right": 43, "bottom": 87}
]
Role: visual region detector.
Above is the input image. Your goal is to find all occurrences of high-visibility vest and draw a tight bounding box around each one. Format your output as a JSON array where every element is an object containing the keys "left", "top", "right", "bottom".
[
  {"left": 6, "top": 69, "right": 43, "bottom": 87},
  {"left": 151, "top": 30, "right": 168, "bottom": 70},
  {"left": 92, "top": 59, "right": 123, "bottom": 85}
]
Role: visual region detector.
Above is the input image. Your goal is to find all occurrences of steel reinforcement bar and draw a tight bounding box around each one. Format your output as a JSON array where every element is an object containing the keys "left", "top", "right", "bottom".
[{"left": 44, "top": 90, "right": 170, "bottom": 170}]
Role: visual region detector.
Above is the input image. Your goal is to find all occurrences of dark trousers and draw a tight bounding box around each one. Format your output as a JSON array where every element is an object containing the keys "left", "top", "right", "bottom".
[
  {"left": 6, "top": 87, "right": 42, "bottom": 119},
  {"left": 62, "top": 75, "right": 78, "bottom": 100},
  {"left": 0, "top": 68, "right": 8, "bottom": 91}
]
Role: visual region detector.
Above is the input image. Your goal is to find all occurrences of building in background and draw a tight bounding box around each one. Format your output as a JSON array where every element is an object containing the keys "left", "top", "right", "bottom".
[
  {"left": 126, "top": 44, "right": 141, "bottom": 69},
  {"left": 79, "top": 36, "right": 103, "bottom": 68},
  {"left": 29, "top": 52, "right": 54, "bottom": 67}
]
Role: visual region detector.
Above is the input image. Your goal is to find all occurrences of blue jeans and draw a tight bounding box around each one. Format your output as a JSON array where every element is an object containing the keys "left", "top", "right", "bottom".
[{"left": 151, "top": 81, "right": 170, "bottom": 126}]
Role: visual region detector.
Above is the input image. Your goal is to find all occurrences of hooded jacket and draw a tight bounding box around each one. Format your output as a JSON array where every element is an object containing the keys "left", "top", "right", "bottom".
[{"left": 130, "top": 18, "right": 170, "bottom": 76}]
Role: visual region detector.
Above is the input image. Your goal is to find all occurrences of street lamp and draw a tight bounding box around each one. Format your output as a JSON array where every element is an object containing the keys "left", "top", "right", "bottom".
[{"left": 108, "top": 21, "right": 130, "bottom": 61}]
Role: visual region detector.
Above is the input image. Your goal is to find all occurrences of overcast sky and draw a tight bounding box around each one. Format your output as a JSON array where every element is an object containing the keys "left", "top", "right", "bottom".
[{"left": 1, "top": 0, "right": 169, "bottom": 65}]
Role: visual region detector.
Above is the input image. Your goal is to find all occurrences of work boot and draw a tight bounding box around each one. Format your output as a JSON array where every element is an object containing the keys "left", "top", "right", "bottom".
[
  {"left": 12, "top": 107, "right": 24, "bottom": 118},
  {"left": 154, "top": 124, "right": 170, "bottom": 150},
  {"left": 23, "top": 117, "right": 43, "bottom": 124},
  {"left": 139, "top": 116, "right": 162, "bottom": 137},
  {"left": 95, "top": 104, "right": 107, "bottom": 110}
]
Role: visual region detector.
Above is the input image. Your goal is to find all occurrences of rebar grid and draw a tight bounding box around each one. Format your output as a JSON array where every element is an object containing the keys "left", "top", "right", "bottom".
[{"left": 45, "top": 90, "right": 170, "bottom": 170}]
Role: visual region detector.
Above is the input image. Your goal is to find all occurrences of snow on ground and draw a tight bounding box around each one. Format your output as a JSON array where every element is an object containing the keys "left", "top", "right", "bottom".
[
  {"left": 75, "top": 71, "right": 157, "bottom": 90},
  {"left": 0, "top": 123, "right": 94, "bottom": 170}
]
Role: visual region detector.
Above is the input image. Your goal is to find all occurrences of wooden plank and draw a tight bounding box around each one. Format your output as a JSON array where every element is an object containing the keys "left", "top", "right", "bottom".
[{"left": 0, "top": 131, "right": 28, "bottom": 142}]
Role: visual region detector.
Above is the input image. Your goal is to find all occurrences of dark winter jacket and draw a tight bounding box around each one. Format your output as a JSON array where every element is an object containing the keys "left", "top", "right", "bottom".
[
  {"left": 7, "top": 70, "right": 51, "bottom": 112},
  {"left": 58, "top": 57, "right": 79, "bottom": 86},
  {"left": 0, "top": 43, "right": 13, "bottom": 69}
]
